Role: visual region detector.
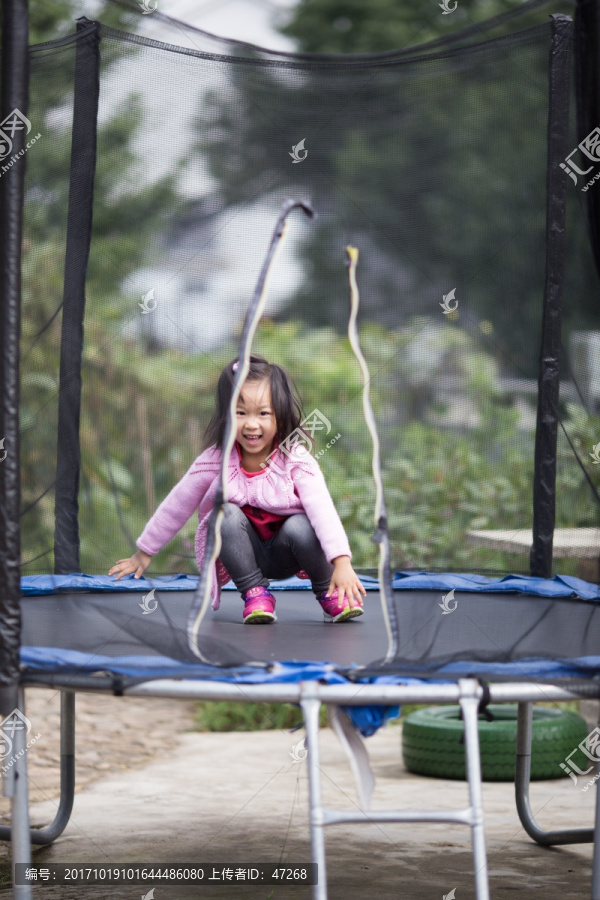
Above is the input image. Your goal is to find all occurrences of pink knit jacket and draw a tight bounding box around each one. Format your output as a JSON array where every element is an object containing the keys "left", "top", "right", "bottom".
[{"left": 136, "top": 444, "right": 352, "bottom": 610}]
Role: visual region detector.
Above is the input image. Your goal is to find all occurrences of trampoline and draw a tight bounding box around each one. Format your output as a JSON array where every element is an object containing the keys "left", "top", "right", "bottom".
[{"left": 2, "top": 0, "right": 600, "bottom": 898}]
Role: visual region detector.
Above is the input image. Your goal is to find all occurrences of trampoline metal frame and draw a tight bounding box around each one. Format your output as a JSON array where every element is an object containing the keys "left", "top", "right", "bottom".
[
  {"left": 4, "top": 676, "right": 600, "bottom": 900},
  {"left": 0, "top": 691, "right": 75, "bottom": 849}
]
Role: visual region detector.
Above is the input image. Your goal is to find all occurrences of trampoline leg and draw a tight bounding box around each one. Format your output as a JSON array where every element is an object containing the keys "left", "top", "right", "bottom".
[
  {"left": 300, "top": 692, "right": 328, "bottom": 900},
  {"left": 459, "top": 679, "right": 490, "bottom": 900},
  {"left": 6, "top": 688, "right": 32, "bottom": 900},
  {"left": 0, "top": 689, "right": 76, "bottom": 845},
  {"left": 515, "top": 701, "right": 593, "bottom": 845}
]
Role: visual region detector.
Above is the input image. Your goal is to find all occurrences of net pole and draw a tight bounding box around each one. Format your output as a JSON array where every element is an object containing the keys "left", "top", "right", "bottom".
[
  {"left": 53, "top": 18, "right": 101, "bottom": 575},
  {"left": 0, "top": 3, "right": 33, "bottom": 896},
  {"left": 0, "top": 0, "right": 29, "bottom": 716},
  {"left": 530, "top": 14, "right": 573, "bottom": 579}
]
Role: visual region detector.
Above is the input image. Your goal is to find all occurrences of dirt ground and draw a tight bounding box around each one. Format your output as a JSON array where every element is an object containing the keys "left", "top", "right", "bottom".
[
  {"left": 0, "top": 691, "right": 597, "bottom": 899},
  {"left": 0, "top": 688, "right": 197, "bottom": 811}
]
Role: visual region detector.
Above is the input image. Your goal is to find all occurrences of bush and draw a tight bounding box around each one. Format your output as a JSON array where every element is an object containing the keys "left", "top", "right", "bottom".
[{"left": 193, "top": 701, "right": 329, "bottom": 732}]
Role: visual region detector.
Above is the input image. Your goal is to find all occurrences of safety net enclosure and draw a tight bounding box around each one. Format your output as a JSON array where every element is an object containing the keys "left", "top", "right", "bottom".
[{"left": 14, "top": 0, "right": 598, "bottom": 596}]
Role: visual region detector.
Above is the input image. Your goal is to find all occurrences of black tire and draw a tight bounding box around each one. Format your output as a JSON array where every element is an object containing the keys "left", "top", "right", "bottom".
[{"left": 401, "top": 705, "right": 589, "bottom": 781}]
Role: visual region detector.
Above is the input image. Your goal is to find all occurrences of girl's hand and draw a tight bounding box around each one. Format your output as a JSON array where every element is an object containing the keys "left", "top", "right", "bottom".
[
  {"left": 327, "top": 556, "right": 367, "bottom": 607},
  {"left": 109, "top": 550, "right": 152, "bottom": 581}
]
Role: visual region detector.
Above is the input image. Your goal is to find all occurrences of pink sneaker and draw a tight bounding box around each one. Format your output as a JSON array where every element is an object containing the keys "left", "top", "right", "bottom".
[
  {"left": 318, "top": 588, "right": 363, "bottom": 623},
  {"left": 242, "top": 585, "right": 276, "bottom": 624}
]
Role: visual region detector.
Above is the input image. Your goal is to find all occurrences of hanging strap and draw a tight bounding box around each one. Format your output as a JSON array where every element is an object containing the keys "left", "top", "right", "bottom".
[{"left": 345, "top": 247, "right": 399, "bottom": 663}]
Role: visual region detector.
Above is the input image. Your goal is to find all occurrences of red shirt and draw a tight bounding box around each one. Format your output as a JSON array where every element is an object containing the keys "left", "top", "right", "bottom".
[{"left": 236, "top": 441, "right": 288, "bottom": 540}]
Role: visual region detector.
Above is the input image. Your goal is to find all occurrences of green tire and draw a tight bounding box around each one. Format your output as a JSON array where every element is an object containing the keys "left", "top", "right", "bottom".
[{"left": 401, "top": 705, "right": 589, "bottom": 781}]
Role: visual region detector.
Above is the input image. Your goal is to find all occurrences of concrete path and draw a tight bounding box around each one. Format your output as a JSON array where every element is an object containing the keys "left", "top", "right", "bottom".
[{"left": 0, "top": 721, "right": 596, "bottom": 899}]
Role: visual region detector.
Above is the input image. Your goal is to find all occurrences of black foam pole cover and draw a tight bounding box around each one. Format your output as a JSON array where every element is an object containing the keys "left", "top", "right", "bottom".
[{"left": 0, "top": 0, "right": 29, "bottom": 711}]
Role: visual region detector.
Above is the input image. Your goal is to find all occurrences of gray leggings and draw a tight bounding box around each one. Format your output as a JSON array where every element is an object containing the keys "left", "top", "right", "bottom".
[{"left": 218, "top": 502, "right": 334, "bottom": 598}]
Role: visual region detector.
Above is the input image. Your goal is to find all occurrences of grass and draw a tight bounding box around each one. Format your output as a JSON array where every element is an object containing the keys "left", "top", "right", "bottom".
[
  {"left": 0, "top": 861, "right": 11, "bottom": 889},
  {"left": 193, "top": 701, "right": 329, "bottom": 732},
  {"left": 539, "top": 701, "right": 583, "bottom": 716}
]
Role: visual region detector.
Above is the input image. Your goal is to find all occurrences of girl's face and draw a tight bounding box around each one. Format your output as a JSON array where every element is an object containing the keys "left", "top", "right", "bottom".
[{"left": 235, "top": 378, "right": 278, "bottom": 466}]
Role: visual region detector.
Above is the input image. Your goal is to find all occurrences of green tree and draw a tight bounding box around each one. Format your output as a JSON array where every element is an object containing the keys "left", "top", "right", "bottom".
[
  {"left": 277, "top": 0, "right": 544, "bottom": 53},
  {"left": 193, "top": 0, "right": 594, "bottom": 382}
]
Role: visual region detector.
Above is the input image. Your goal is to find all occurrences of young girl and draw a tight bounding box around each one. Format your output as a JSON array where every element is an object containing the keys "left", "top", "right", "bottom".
[{"left": 109, "top": 355, "right": 365, "bottom": 624}]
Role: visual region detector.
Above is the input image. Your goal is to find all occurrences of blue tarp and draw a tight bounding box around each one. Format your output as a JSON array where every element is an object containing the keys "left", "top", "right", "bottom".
[
  {"left": 390, "top": 571, "right": 600, "bottom": 601},
  {"left": 21, "top": 571, "right": 600, "bottom": 600},
  {"left": 21, "top": 645, "right": 600, "bottom": 683},
  {"left": 20, "top": 649, "right": 402, "bottom": 736}
]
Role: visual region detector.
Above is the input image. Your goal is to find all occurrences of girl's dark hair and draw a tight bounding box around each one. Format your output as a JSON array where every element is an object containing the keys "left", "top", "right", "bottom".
[{"left": 202, "top": 354, "right": 305, "bottom": 452}]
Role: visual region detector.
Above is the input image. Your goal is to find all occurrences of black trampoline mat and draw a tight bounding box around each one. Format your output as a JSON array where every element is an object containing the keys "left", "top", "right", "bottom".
[
  {"left": 20, "top": 588, "right": 600, "bottom": 671},
  {"left": 20, "top": 589, "right": 376, "bottom": 667}
]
